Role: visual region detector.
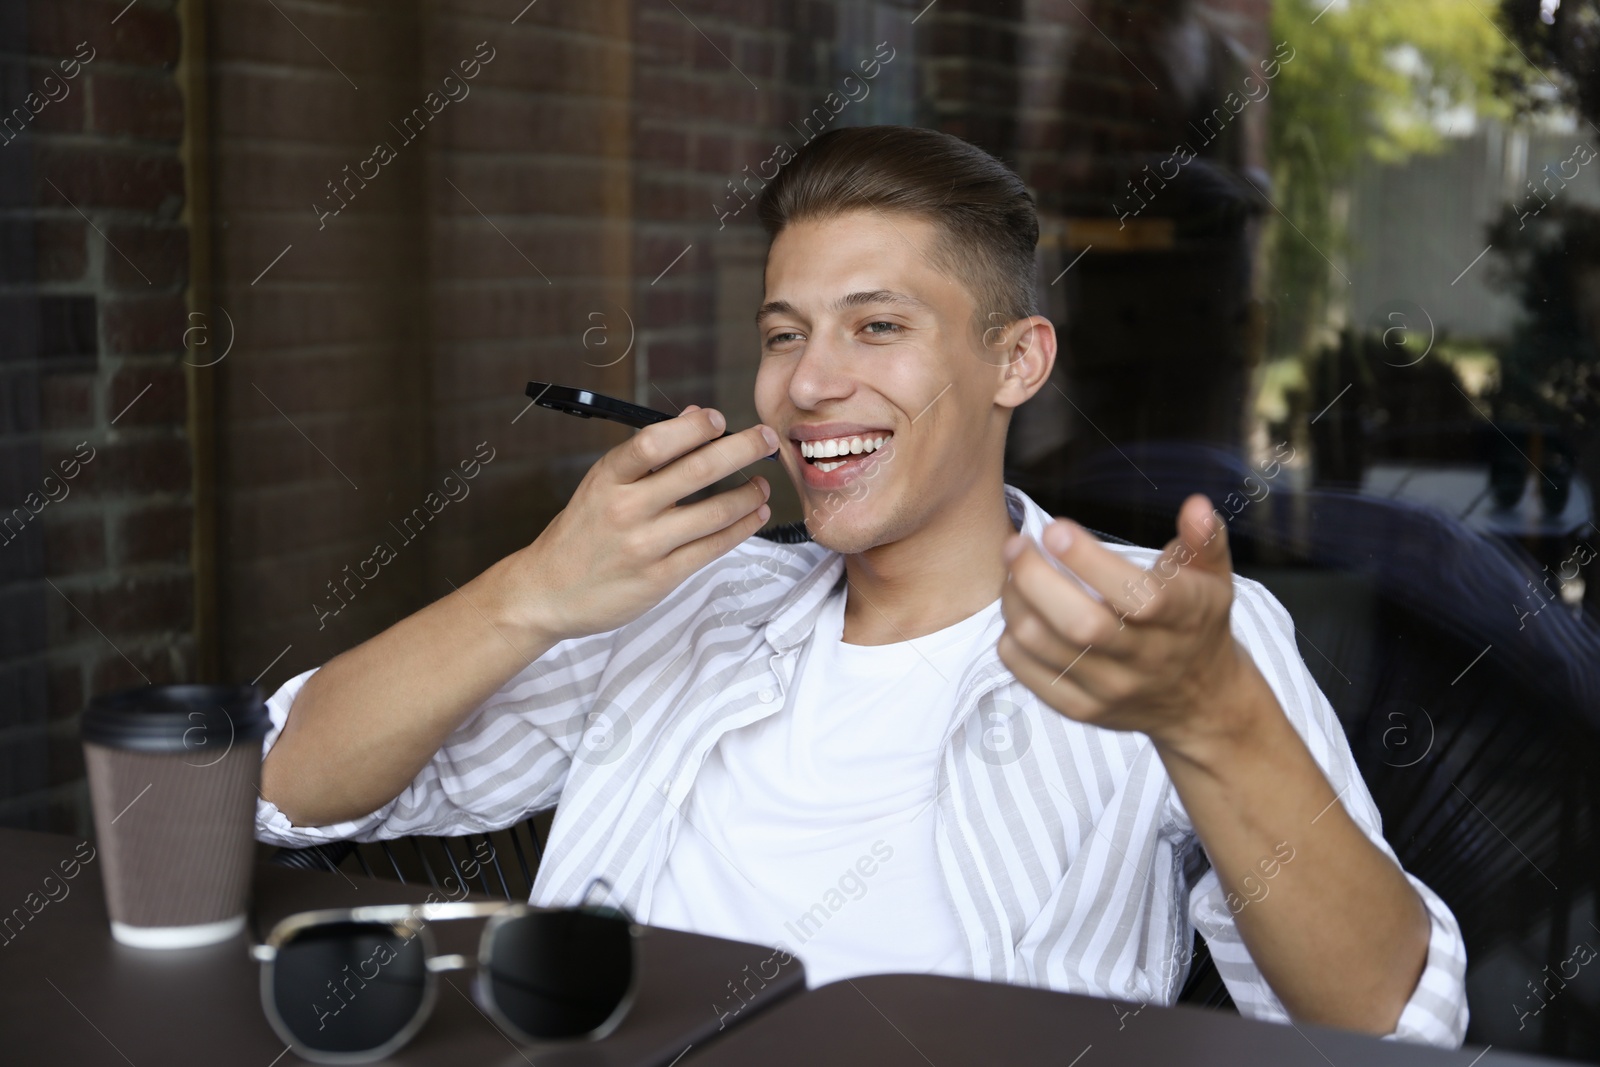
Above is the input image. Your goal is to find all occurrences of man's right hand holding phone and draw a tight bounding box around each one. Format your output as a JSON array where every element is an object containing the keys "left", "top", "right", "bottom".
[
  {"left": 262, "top": 407, "right": 778, "bottom": 828},
  {"left": 506, "top": 404, "right": 777, "bottom": 642}
]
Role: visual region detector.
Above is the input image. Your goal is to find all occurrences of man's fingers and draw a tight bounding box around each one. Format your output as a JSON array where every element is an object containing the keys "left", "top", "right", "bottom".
[
  {"left": 1024, "top": 522, "right": 1154, "bottom": 620},
  {"left": 1004, "top": 539, "right": 1128, "bottom": 652},
  {"left": 1175, "top": 494, "right": 1234, "bottom": 578},
  {"left": 609, "top": 407, "right": 734, "bottom": 482},
  {"left": 661, "top": 497, "right": 772, "bottom": 576},
  {"left": 658, "top": 424, "right": 778, "bottom": 500},
  {"left": 653, "top": 477, "right": 771, "bottom": 550}
]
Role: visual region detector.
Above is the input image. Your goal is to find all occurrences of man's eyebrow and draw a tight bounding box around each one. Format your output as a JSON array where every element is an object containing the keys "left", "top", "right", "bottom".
[{"left": 754, "top": 289, "right": 933, "bottom": 326}]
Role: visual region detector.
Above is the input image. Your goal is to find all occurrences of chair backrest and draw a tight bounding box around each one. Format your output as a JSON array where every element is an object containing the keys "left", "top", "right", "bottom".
[{"left": 269, "top": 810, "right": 553, "bottom": 902}]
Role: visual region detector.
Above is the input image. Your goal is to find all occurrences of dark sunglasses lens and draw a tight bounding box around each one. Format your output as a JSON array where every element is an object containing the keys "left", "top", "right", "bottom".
[
  {"left": 486, "top": 910, "right": 633, "bottom": 1039},
  {"left": 271, "top": 921, "right": 429, "bottom": 1054}
]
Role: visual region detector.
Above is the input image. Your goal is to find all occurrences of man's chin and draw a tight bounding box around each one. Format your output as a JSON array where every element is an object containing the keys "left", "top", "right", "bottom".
[{"left": 803, "top": 506, "right": 899, "bottom": 556}]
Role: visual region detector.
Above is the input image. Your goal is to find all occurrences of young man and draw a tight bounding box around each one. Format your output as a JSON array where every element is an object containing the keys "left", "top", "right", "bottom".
[{"left": 257, "top": 125, "right": 1467, "bottom": 1046}]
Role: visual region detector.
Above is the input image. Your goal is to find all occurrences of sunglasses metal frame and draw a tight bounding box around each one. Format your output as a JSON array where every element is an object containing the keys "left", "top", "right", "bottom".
[{"left": 250, "top": 900, "right": 642, "bottom": 1065}]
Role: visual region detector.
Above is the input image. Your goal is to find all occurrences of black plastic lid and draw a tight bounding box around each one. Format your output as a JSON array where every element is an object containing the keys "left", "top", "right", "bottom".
[{"left": 80, "top": 684, "right": 270, "bottom": 754}]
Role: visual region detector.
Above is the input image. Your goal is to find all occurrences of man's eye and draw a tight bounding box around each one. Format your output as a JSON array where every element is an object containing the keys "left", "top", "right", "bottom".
[
  {"left": 765, "top": 331, "right": 803, "bottom": 348},
  {"left": 864, "top": 321, "right": 902, "bottom": 336}
]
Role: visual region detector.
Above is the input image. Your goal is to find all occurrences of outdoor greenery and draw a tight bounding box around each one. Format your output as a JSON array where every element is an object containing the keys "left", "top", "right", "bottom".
[{"left": 1266, "top": 0, "right": 1518, "bottom": 357}]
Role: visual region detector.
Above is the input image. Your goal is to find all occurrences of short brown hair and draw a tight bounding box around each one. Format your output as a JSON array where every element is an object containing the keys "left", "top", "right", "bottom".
[{"left": 756, "top": 125, "right": 1039, "bottom": 338}]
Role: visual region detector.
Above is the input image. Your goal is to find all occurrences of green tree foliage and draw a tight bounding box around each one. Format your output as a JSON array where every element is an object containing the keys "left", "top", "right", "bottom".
[{"left": 1267, "top": 0, "right": 1516, "bottom": 355}]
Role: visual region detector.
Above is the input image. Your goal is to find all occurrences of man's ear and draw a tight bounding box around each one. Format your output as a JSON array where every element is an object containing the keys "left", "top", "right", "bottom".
[{"left": 992, "top": 315, "right": 1057, "bottom": 411}]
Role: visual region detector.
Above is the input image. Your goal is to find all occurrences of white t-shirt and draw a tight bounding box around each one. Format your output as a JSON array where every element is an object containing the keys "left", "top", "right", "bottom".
[{"left": 646, "top": 582, "right": 1003, "bottom": 987}]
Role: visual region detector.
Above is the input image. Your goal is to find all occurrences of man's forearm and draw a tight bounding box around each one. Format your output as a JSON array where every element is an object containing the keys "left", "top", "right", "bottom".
[
  {"left": 261, "top": 550, "right": 560, "bottom": 828},
  {"left": 1153, "top": 650, "right": 1430, "bottom": 1035}
]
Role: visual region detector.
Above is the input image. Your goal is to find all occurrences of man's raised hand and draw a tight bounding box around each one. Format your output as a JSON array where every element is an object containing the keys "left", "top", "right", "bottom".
[
  {"left": 509, "top": 404, "right": 777, "bottom": 644},
  {"left": 997, "top": 494, "right": 1260, "bottom": 753}
]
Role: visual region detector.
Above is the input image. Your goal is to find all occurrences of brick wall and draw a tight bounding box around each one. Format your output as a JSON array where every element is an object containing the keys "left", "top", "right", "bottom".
[
  {"left": 210, "top": 0, "right": 919, "bottom": 687},
  {"left": 0, "top": 0, "right": 194, "bottom": 833},
  {"left": 207, "top": 0, "right": 642, "bottom": 685},
  {"left": 209, "top": 0, "right": 435, "bottom": 685},
  {"left": 0, "top": 0, "right": 1272, "bottom": 831}
]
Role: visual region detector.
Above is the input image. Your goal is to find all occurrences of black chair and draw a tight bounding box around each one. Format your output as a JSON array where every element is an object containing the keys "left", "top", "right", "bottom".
[{"left": 269, "top": 809, "right": 554, "bottom": 902}]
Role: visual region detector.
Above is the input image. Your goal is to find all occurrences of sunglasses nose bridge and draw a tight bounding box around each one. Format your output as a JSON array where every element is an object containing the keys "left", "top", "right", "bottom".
[{"left": 425, "top": 953, "right": 471, "bottom": 973}]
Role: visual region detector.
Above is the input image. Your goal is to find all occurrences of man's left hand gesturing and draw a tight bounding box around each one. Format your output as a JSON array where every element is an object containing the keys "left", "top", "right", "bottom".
[
  {"left": 997, "top": 493, "right": 1257, "bottom": 753},
  {"left": 996, "top": 492, "right": 1433, "bottom": 1037}
]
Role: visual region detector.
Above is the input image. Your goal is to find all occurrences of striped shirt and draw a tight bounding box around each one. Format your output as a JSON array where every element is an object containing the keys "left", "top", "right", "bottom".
[{"left": 255, "top": 484, "right": 1469, "bottom": 1047}]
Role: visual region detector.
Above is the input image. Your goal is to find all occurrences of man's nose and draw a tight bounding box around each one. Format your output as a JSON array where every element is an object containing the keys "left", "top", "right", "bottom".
[{"left": 787, "top": 327, "right": 855, "bottom": 408}]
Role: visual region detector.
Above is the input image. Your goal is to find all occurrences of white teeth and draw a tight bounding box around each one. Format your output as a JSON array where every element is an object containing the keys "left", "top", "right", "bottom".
[
  {"left": 815, "top": 460, "right": 844, "bottom": 472},
  {"left": 799, "top": 432, "right": 894, "bottom": 466}
]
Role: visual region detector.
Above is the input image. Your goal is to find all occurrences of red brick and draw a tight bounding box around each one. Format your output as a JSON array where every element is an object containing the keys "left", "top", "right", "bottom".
[
  {"left": 690, "top": 28, "right": 738, "bottom": 75},
  {"left": 431, "top": 92, "right": 626, "bottom": 156},
  {"left": 211, "top": 144, "right": 361, "bottom": 212},
  {"left": 426, "top": 283, "right": 582, "bottom": 344},
  {"left": 42, "top": 512, "right": 106, "bottom": 574},
  {"left": 212, "top": 284, "right": 412, "bottom": 349},
  {"left": 89, "top": 70, "right": 184, "bottom": 142},
  {"left": 49, "top": 569, "right": 192, "bottom": 645},
  {"left": 38, "top": 373, "right": 96, "bottom": 432},
  {"left": 692, "top": 132, "right": 736, "bottom": 173},
  {"left": 48, "top": 661, "right": 84, "bottom": 719},
  {"left": 439, "top": 157, "right": 620, "bottom": 217},
  {"left": 634, "top": 174, "right": 704, "bottom": 223},
  {"left": 3, "top": 60, "right": 90, "bottom": 135},
  {"left": 647, "top": 339, "right": 716, "bottom": 379},
  {"left": 225, "top": 547, "right": 422, "bottom": 636},
  {"left": 440, "top": 0, "right": 622, "bottom": 35},
  {"left": 32, "top": 145, "right": 185, "bottom": 212},
  {"left": 102, "top": 293, "right": 187, "bottom": 355},
  {"left": 36, "top": 219, "right": 87, "bottom": 281},
  {"left": 109, "top": 362, "right": 184, "bottom": 426},
  {"left": 115, "top": 501, "right": 190, "bottom": 565},
  {"left": 222, "top": 352, "right": 409, "bottom": 418},
  {"left": 208, "top": 67, "right": 407, "bottom": 147},
  {"left": 431, "top": 220, "right": 610, "bottom": 281},
  {"left": 735, "top": 36, "right": 779, "bottom": 80},
  {"left": 71, "top": 437, "right": 191, "bottom": 497},
  {"left": 435, "top": 22, "right": 620, "bottom": 98},
  {"left": 221, "top": 411, "right": 386, "bottom": 492},
  {"left": 105, "top": 222, "right": 188, "bottom": 290},
  {"left": 90, "top": 640, "right": 189, "bottom": 696},
  {"left": 223, "top": 482, "right": 376, "bottom": 558},
  {"left": 641, "top": 285, "right": 713, "bottom": 327},
  {"left": 28, "top": 0, "right": 181, "bottom": 68},
  {"left": 639, "top": 236, "right": 706, "bottom": 276},
  {"left": 211, "top": 1, "right": 411, "bottom": 81},
  {"left": 0, "top": 215, "right": 86, "bottom": 279},
  {"left": 635, "top": 18, "right": 694, "bottom": 66},
  {"left": 637, "top": 126, "right": 690, "bottom": 169},
  {"left": 633, "top": 70, "right": 705, "bottom": 120}
]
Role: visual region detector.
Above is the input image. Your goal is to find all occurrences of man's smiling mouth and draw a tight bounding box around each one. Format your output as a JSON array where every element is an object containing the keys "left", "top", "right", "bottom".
[{"left": 799, "top": 433, "right": 893, "bottom": 473}]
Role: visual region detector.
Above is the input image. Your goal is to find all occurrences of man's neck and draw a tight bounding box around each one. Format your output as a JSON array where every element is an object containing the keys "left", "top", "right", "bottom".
[{"left": 838, "top": 481, "right": 1017, "bottom": 646}]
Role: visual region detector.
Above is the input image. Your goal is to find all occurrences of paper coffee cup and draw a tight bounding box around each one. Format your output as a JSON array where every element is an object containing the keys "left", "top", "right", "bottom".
[{"left": 81, "top": 684, "right": 270, "bottom": 949}]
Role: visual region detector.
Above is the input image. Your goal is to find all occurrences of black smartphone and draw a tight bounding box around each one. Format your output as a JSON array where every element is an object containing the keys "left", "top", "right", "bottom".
[{"left": 525, "top": 382, "right": 779, "bottom": 461}]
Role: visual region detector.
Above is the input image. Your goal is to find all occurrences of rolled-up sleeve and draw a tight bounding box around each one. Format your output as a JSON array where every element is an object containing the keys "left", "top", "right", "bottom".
[
  {"left": 1169, "top": 577, "right": 1469, "bottom": 1047},
  {"left": 254, "top": 629, "right": 620, "bottom": 848}
]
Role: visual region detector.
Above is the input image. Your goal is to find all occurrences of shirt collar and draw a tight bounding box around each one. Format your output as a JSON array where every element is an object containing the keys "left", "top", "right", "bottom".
[{"left": 760, "top": 484, "right": 1052, "bottom": 651}]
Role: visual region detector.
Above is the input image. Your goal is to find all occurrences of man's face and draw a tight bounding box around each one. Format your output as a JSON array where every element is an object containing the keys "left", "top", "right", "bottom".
[{"left": 754, "top": 209, "right": 1011, "bottom": 554}]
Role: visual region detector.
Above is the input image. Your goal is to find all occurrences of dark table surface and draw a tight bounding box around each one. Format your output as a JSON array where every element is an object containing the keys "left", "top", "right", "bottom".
[
  {"left": 681, "top": 972, "right": 1564, "bottom": 1067},
  {"left": 0, "top": 827, "right": 803, "bottom": 1066},
  {"left": 0, "top": 826, "right": 1575, "bottom": 1067}
]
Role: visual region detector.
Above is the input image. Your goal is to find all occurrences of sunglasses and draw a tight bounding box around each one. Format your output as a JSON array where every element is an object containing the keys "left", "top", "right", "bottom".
[{"left": 250, "top": 898, "right": 640, "bottom": 1064}]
